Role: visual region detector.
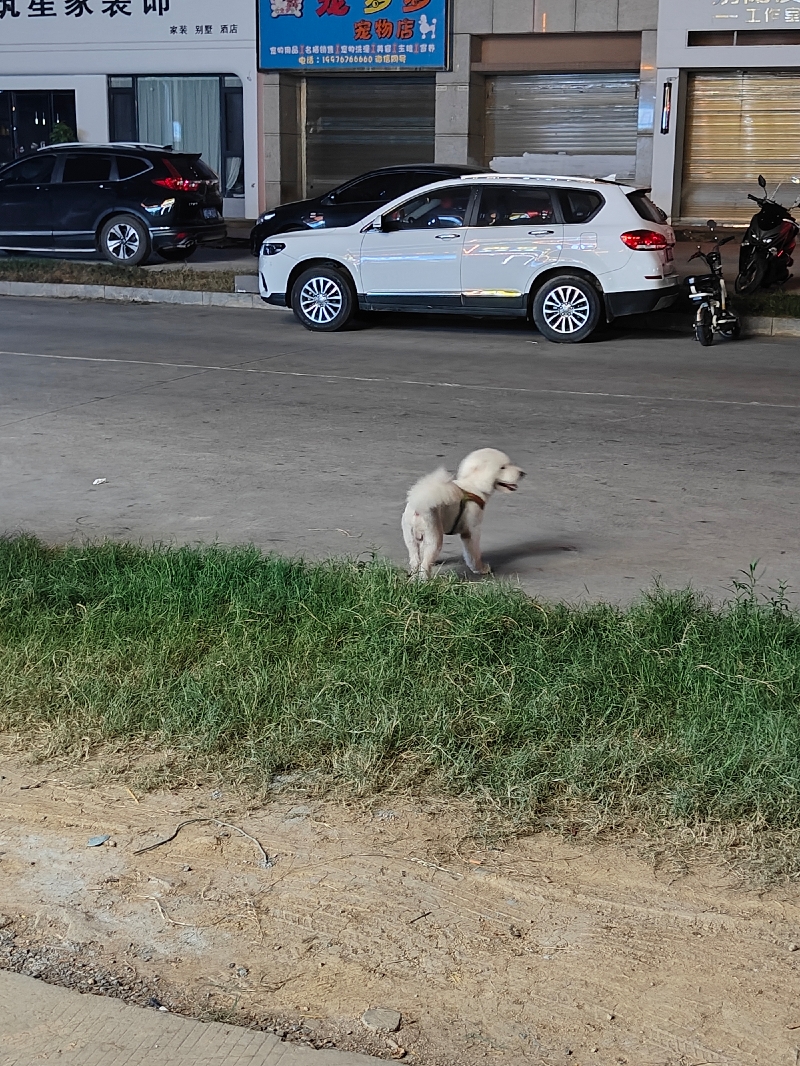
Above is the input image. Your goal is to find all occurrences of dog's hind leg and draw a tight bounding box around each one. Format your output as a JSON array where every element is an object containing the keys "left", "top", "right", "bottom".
[
  {"left": 402, "top": 508, "right": 424, "bottom": 576},
  {"left": 418, "top": 527, "right": 444, "bottom": 580},
  {"left": 460, "top": 530, "right": 491, "bottom": 575}
]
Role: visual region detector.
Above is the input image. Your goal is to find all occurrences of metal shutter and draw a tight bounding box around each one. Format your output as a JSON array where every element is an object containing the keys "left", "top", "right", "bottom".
[
  {"left": 681, "top": 71, "right": 800, "bottom": 226},
  {"left": 485, "top": 73, "right": 640, "bottom": 160},
  {"left": 304, "top": 76, "right": 435, "bottom": 198}
]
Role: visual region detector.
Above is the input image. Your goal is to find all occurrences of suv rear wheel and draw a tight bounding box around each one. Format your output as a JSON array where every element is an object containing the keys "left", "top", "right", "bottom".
[
  {"left": 291, "top": 265, "right": 355, "bottom": 332},
  {"left": 99, "top": 215, "right": 151, "bottom": 267},
  {"left": 532, "top": 275, "right": 602, "bottom": 344}
]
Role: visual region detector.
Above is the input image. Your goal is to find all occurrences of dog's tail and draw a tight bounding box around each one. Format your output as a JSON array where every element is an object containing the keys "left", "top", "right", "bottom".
[{"left": 406, "top": 467, "right": 463, "bottom": 513}]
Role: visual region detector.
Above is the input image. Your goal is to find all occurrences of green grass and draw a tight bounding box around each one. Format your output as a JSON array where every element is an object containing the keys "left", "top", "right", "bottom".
[
  {"left": 1, "top": 536, "right": 799, "bottom": 832},
  {"left": 734, "top": 290, "right": 800, "bottom": 319},
  {"left": 0, "top": 257, "right": 238, "bottom": 292}
]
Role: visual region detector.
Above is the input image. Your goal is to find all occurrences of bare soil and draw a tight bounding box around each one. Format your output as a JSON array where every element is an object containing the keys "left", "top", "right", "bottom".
[{"left": 1, "top": 753, "right": 799, "bottom": 1066}]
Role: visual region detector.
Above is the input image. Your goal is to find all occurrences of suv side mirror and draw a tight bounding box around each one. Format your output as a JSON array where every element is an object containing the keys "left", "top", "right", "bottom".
[{"left": 381, "top": 215, "right": 400, "bottom": 233}]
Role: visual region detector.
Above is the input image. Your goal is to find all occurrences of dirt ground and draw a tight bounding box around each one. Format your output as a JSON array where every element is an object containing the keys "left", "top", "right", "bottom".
[{"left": 1, "top": 754, "right": 799, "bottom": 1066}]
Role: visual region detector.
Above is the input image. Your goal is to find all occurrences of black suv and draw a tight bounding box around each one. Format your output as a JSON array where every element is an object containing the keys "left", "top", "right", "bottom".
[
  {"left": 250, "top": 163, "right": 486, "bottom": 255},
  {"left": 0, "top": 143, "right": 226, "bottom": 265}
]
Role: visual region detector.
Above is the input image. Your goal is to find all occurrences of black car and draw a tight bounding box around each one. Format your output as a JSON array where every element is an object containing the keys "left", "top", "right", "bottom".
[
  {"left": 250, "top": 163, "right": 486, "bottom": 255},
  {"left": 0, "top": 143, "right": 226, "bottom": 266}
]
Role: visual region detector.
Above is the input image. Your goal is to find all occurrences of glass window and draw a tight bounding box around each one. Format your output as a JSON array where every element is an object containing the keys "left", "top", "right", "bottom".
[
  {"left": 627, "top": 190, "right": 667, "bottom": 223},
  {"left": 0, "top": 155, "right": 55, "bottom": 184},
  {"left": 335, "top": 172, "right": 436, "bottom": 205},
  {"left": 560, "top": 189, "right": 604, "bottom": 224},
  {"left": 116, "top": 155, "right": 150, "bottom": 180},
  {"left": 475, "top": 186, "right": 556, "bottom": 227},
  {"left": 62, "top": 154, "right": 112, "bottom": 183},
  {"left": 163, "top": 155, "right": 218, "bottom": 181},
  {"left": 137, "top": 76, "right": 221, "bottom": 181},
  {"left": 385, "top": 186, "right": 472, "bottom": 230}
]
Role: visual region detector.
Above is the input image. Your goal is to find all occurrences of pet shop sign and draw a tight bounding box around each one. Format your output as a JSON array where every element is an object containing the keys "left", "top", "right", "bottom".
[{"left": 257, "top": 0, "right": 448, "bottom": 70}]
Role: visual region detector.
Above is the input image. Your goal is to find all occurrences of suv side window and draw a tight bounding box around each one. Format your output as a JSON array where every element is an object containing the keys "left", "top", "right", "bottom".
[
  {"left": 385, "top": 186, "right": 472, "bottom": 230},
  {"left": 559, "top": 189, "right": 604, "bottom": 224},
  {"left": 475, "top": 186, "right": 556, "bottom": 227},
  {"left": 61, "top": 154, "right": 113, "bottom": 183},
  {"left": 0, "top": 155, "right": 56, "bottom": 185},
  {"left": 116, "top": 155, "right": 150, "bottom": 180}
]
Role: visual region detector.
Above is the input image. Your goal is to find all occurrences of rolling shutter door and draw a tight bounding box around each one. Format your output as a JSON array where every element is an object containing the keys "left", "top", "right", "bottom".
[
  {"left": 304, "top": 76, "right": 435, "bottom": 198},
  {"left": 681, "top": 71, "right": 800, "bottom": 226},
  {"left": 485, "top": 73, "right": 640, "bottom": 160}
]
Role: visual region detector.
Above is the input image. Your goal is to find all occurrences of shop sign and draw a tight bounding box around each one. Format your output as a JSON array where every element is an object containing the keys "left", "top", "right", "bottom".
[
  {"left": 258, "top": 0, "right": 448, "bottom": 71},
  {"left": 711, "top": 0, "right": 800, "bottom": 24},
  {"left": 0, "top": 0, "right": 254, "bottom": 46}
]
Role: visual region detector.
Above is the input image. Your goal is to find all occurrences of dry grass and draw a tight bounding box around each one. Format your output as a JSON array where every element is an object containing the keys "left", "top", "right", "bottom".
[{"left": 0, "top": 256, "right": 237, "bottom": 292}]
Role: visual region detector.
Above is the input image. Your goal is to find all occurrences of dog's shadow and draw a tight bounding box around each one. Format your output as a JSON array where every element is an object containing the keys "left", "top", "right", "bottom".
[{"left": 440, "top": 537, "right": 581, "bottom": 576}]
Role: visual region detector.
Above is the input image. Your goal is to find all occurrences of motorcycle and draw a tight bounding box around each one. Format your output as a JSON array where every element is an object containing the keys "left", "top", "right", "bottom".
[
  {"left": 686, "top": 219, "right": 741, "bottom": 346},
  {"left": 735, "top": 175, "right": 800, "bottom": 296}
]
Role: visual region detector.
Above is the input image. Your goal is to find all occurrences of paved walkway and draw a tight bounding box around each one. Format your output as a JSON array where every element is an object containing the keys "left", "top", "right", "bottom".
[{"left": 0, "top": 971, "right": 382, "bottom": 1066}]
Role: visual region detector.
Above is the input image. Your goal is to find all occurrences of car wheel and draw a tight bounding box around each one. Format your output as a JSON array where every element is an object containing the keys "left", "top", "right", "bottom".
[
  {"left": 99, "top": 215, "right": 151, "bottom": 267},
  {"left": 156, "top": 246, "right": 196, "bottom": 262},
  {"left": 291, "top": 265, "right": 355, "bottom": 332},
  {"left": 532, "top": 275, "right": 602, "bottom": 344}
]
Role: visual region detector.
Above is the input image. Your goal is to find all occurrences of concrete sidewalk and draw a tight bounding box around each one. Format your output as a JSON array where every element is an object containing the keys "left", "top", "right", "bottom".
[{"left": 0, "top": 970, "right": 383, "bottom": 1066}]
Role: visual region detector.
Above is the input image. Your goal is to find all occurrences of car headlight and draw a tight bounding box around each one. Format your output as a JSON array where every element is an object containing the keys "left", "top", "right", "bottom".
[
  {"left": 261, "top": 241, "right": 286, "bottom": 256},
  {"left": 257, "top": 211, "right": 276, "bottom": 224}
]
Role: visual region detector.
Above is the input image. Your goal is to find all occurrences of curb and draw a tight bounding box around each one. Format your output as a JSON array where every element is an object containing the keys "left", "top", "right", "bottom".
[
  {"left": 0, "top": 279, "right": 286, "bottom": 311},
  {"left": 1, "top": 280, "right": 799, "bottom": 336},
  {"left": 622, "top": 310, "right": 800, "bottom": 338}
]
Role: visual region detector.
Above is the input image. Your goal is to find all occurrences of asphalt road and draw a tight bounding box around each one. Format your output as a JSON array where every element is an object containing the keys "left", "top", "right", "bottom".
[{"left": 1, "top": 296, "right": 798, "bottom": 604}]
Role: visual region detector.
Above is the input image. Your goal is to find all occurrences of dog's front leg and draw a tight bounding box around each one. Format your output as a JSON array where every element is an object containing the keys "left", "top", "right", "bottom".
[{"left": 460, "top": 531, "right": 490, "bottom": 575}]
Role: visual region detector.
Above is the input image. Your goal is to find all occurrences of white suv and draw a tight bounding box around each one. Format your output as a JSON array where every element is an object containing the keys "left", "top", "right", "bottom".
[{"left": 258, "top": 174, "right": 678, "bottom": 343}]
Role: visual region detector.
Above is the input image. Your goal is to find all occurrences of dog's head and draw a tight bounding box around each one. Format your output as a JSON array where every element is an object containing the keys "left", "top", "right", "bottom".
[{"left": 456, "top": 448, "right": 526, "bottom": 496}]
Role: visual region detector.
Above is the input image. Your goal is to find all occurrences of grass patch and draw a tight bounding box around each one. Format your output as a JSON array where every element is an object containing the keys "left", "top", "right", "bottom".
[
  {"left": 0, "top": 256, "right": 237, "bottom": 293},
  {"left": 1, "top": 536, "right": 799, "bottom": 834},
  {"left": 733, "top": 290, "right": 800, "bottom": 320}
]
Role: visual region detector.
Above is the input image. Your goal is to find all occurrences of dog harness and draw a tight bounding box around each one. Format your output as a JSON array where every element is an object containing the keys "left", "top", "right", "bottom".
[{"left": 447, "top": 490, "right": 486, "bottom": 535}]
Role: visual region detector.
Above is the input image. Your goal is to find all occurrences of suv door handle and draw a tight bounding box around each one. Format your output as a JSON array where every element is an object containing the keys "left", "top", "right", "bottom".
[
  {"left": 529, "top": 229, "right": 555, "bottom": 236},
  {"left": 435, "top": 233, "right": 460, "bottom": 240}
]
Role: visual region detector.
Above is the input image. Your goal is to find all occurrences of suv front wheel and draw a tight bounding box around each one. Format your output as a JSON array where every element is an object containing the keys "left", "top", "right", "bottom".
[
  {"left": 99, "top": 215, "right": 151, "bottom": 267},
  {"left": 291, "top": 265, "right": 355, "bottom": 332},
  {"left": 532, "top": 275, "right": 602, "bottom": 344}
]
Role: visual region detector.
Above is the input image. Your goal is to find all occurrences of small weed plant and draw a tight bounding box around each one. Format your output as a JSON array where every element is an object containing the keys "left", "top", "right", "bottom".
[{"left": 1, "top": 537, "right": 798, "bottom": 834}]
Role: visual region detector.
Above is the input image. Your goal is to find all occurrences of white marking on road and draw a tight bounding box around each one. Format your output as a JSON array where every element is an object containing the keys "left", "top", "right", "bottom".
[{"left": 1, "top": 348, "right": 799, "bottom": 411}]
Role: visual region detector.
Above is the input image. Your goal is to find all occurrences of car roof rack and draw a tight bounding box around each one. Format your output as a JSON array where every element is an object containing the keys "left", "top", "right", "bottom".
[{"left": 36, "top": 142, "right": 173, "bottom": 151}]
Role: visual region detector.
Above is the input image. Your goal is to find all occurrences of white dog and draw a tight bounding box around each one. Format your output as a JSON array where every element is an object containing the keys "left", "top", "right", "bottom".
[{"left": 402, "top": 448, "right": 525, "bottom": 580}]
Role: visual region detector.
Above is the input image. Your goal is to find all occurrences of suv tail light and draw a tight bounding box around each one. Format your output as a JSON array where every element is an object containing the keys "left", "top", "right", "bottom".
[
  {"left": 620, "top": 229, "right": 668, "bottom": 251},
  {"left": 153, "top": 176, "right": 202, "bottom": 192},
  {"left": 153, "top": 156, "right": 204, "bottom": 192}
]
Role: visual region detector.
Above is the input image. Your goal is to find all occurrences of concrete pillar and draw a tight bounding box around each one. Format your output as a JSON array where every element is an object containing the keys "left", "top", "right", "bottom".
[
  {"left": 261, "top": 72, "right": 282, "bottom": 211},
  {"left": 635, "top": 28, "right": 657, "bottom": 187},
  {"left": 650, "top": 67, "right": 683, "bottom": 221},
  {"left": 435, "top": 33, "right": 485, "bottom": 166}
]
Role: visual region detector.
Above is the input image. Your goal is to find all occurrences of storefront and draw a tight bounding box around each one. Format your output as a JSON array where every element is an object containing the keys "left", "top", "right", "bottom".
[
  {"left": 653, "top": 0, "right": 800, "bottom": 226},
  {"left": 0, "top": 0, "right": 257, "bottom": 218}
]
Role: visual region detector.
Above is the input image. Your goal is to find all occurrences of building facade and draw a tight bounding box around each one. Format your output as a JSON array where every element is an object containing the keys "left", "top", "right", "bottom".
[
  {"left": 3, "top": 0, "right": 799, "bottom": 224},
  {"left": 653, "top": 0, "right": 800, "bottom": 226},
  {"left": 0, "top": 0, "right": 257, "bottom": 218},
  {"left": 260, "top": 0, "right": 660, "bottom": 207}
]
